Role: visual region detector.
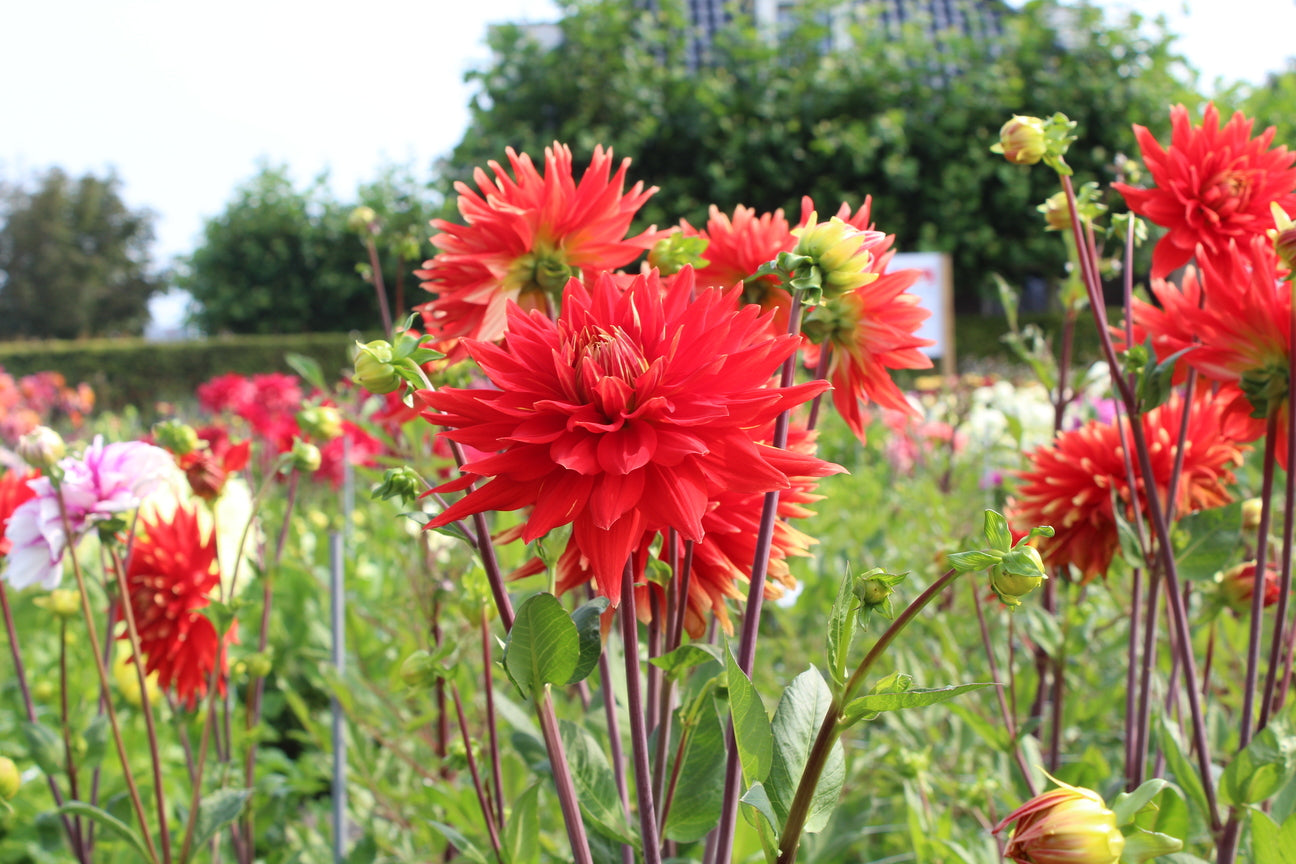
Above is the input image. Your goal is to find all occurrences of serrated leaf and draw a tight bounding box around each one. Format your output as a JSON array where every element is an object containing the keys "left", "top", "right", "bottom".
[
  {"left": 56, "top": 801, "right": 151, "bottom": 861},
  {"left": 504, "top": 593, "right": 580, "bottom": 700},
  {"left": 505, "top": 783, "right": 542, "bottom": 864},
  {"left": 651, "top": 643, "right": 725, "bottom": 681},
  {"left": 193, "top": 787, "right": 253, "bottom": 852},
  {"left": 983, "top": 510, "right": 1012, "bottom": 552},
  {"left": 841, "top": 682, "right": 993, "bottom": 726},
  {"left": 724, "top": 642, "right": 773, "bottom": 784},
  {"left": 1175, "top": 502, "right": 1244, "bottom": 582},
  {"left": 767, "top": 669, "right": 845, "bottom": 835},
  {"left": 663, "top": 705, "right": 726, "bottom": 842},
  {"left": 1219, "top": 719, "right": 1296, "bottom": 806},
  {"left": 948, "top": 550, "right": 1002, "bottom": 573},
  {"left": 566, "top": 597, "right": 609, "bottom": 685},
  {"left": 1251, "top": 811, "right": 1296, "bottom": 864},
  {"left": 559, "top": 720, "right": 639, "bottom": 849},
  {"left": 827, "top": 571, "right": 858, "bottom": 693}
]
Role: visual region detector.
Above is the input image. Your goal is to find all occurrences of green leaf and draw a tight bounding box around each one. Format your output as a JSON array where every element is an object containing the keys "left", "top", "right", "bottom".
[
  {"left": 56, "top": 801, "right": 152, "bottom": 861},
  {"left": 767, "top": 668, "right": 845, "bottom": 835},
  {"left": 947, "top": 550, "right": 1002, "bottom": 572},
  {"left": 81, "top": 714, "right": 109, "bottom": 770},
  {"left": 983, "top": 510, "right": 1012, "bottom": 552},
  {"left": 1120, "top": 828, "right": 1184, "bottom": 864},
  {"left": 1112, "top": 779, "right": 1170, "bottom": 827},
  {"left": 504, "top": 593, "right": 580, "bottom": 700},
  {"left": 841, "top": 682, "right": 994, "bottom": 726},
  {"left": 505, "top": 783, "right": 542, "bottom": 864},
  {"left": 826, "top": 570, "right": 858, "bottom": 693},
  {"left": 1175, "top": 502, "right": 1244, "bottom": 582},
  {"left": 1251, "top": 811, "right": 1296, "bottom": 864},
  {"left": 1158, "top": 719, "right": 1211, "bottom": 823},
  {"left": 22, "top": 721, "right": 64, "bottom": 777},
  {"left": 663, "top": 705, "right": 727, "bottom": 842},
  {"left": 286, "top": 352, "right": 328, "bottom": 393},
  {"left": 739, "top": 781, "right": 780, "bottom": 835},
  {"left": 651, "top": 643, "right": 725, "bottom": 681},
  {"left": 192, "top": 788, "right": 254, "bottom": 852},
  {"left": 429, "top": 820, "right": 493, "bottom": 864},
  {"left": 559, "top": 720, "right": 639, "bottom": 849},
  {"left": 567, "top": 597, "right": 610, "bottom": 685},
  {"left": 1219, "top": 720, "right": 1296, "bottom": 806},
  {"left": 724, "top": 642, "right": 773, "bottom": 784},
  {"left": 1112, "top": 491, "right": 1145, "bottom": 570}
]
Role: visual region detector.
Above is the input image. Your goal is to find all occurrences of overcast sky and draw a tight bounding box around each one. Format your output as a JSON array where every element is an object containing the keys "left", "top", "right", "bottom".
[{"left": 3, "top": 0, "right": 1295, "bottom": 277}]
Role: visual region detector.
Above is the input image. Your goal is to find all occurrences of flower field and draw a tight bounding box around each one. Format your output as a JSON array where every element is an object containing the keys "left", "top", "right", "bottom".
[{"left": 3, "top": 105, "right": 1296, "bottom": 864}]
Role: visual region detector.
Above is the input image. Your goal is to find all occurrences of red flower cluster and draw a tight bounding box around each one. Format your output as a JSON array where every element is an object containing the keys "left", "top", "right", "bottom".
[
  {"left": 422, "top": 269, "right": 840, "bottom": 599},
  {"left": 0, "top": 369, "right": 94, "bottom": 443},
  {"left": 1010, "top": 392, "right": 1243, "bottom": 581},
  {"left": 0, "top": 469, "right": 37, "bottom": 557},
  {"left": 1116, "top": 102, "right": 1296, "bottom": 278},
  {"left": 123, "top": 503, "right": 236, "bottom": 709}
]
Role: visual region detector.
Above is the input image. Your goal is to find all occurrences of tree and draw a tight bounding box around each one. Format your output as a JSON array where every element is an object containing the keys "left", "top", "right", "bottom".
[
  {"left": 180, "top": 164, "right": 438, "bottom": 335},
  {"left": 441, "top": 0, "right": 1201, "bottom": 311},
  {"left": 0, "top": 168, "right": 164, "bottom": 339}
]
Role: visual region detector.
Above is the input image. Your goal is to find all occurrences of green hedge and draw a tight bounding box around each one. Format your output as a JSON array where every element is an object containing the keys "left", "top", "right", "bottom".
[
  {"left": 0, "top": 313, "right": 1110, "bottom": 417},
  {"left": 0, "top": 333, "right": 362, "bottom": 414}
]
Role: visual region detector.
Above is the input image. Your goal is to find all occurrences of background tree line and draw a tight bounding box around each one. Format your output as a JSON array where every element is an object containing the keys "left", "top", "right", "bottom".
[{"left": 2, "top": 0, "right": 1290, "bottom": 338}]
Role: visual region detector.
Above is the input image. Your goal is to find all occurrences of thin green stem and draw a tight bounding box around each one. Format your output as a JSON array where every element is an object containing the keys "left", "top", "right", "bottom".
[{"left": 621, "top": 562, "right": 663, "bottom": 864}]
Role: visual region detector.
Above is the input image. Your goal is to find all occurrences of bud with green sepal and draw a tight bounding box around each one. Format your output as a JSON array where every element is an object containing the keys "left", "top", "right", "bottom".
[
  {"left": 991, "top": 112, "right": 1078, "bottom": 176},
  {"left": 851, "top": 567, "right": 908, "bottom": 630},
  {"left": 288, "top": 439, "right": 321, "bottom": 475},
  {"left": 17, "top": 426, "right": 65, "bottom": 470},
  {"left": 373, "top": 465, "right": 427, "bottom": 508},
  {"left": 348, "top": 205, "right": 378, "bottom": 235},
  {"left": 0, "top": 756, "right": 19, "bottom": 801},
  {"left": 152, "top": 419, "right": 200, "bottom": 456},
  {"left": 298, "top": 404, "right": 343, "bottom": 442},
  {"left": 947, "top": 510, "right": 1053, "bottom": 608},
  {"left": 648, "top": 231, "right": 710, "bottom": 275}
]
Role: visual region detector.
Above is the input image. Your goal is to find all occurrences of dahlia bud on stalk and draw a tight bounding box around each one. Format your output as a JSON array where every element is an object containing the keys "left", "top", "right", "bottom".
[
  {"left": 0, "top": 756, "right": 19, "bottom": 801},
  {"left": 289, "top": 439, "right": 322, "bottom": 475},
  {"left": 33, "top": 589, "right": 81, "bottom": 620},
  {"left": 994, "top": 783, "right": 1124, "bottom": 864},
  {"left": 17, "top": 426, "right": 65, "bottom": 470},
  {"left": 348, "top": 205, "right": 378, "bottom": 235},
  {"left": 298, "top": 405, "right": 343, "bottom": 442},
  {"left": 947, "top": 510, "right": 1052, "bottom": 608},
  {"left": 1269, "top": 202, "right": 1296, "bottom": 274},
  {"left": 1217, "top": 561, "right": 1282, "bottom": 612},
  {"left": 152, "top": 419, "right": 200, "bottom": 456},
  {"left": 354, "top": 340, "right": 403, "bottom": 394},
  {"left": 995, "top": 115, "right": 1048, "bottom": 165},
  {"left": 1241, "top": 497, "right": 1264, "bottom": 534},
  {"left": 373, "top": 466, "right": 425, "bottom": 507}
]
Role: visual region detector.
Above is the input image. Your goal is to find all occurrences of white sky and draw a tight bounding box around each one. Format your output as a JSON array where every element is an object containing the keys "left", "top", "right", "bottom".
[{"left": 2, "top": 0, "right": 1295, "bottom": 280}]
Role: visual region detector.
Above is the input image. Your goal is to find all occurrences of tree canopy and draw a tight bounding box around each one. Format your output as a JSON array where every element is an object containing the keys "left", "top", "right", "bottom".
[
  {"left": 179, "top": 164, "right": 436, "bottom": 335},
  {"left": 0, "top": 168, "right": 164, "bottom": 339},
  {"left": 441, "top": 0, "right": 1200, "bottom": 310}
]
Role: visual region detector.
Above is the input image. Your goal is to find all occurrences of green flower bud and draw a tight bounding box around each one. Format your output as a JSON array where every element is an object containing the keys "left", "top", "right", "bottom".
[
  {"left": 289, "top": 439, "right": 322, "bottom": 474},
  {"left": 995, "top": 783, "right": 1124, "bottom": 864},
  {"left": 33, "top": 589, "right": 81, "bottom": 620},
  {"left": 990, "top": 545, "right": 1046, "bottom": 608},
  {"left": 854, "top": 577, "right": 892, "bottom": 608},
  {"left": 0, "top": 756, "right": 19, "bottom": 800},
  {"left": 244, "top": 651, "right": 273, "bottom": 679},
  {"left": 152, "top": 420, "right": 201, "bottom": 456},
  {"left": 399, "top": 649, "right": 442, "bottom": 688},
  {"left": 17, "top": 426, "right": 65, "bottom": 470},
  {"left": 373, "top": 466, "right": 425, "bottom": 507},
  {"left": 354, "top": 340, "right": 403, "bottom": 395},
  {"left": 298, "top": 405, "right": 343, "bottom": 442},
  {"left": 648, "top": 232, "right": 711, "bottom": 275},
  {"left": 348, "top": 206, "right": 378, "bottom": 235},
  {"left": 995, "top": 115, "right": 1048, "bottom": 165}
]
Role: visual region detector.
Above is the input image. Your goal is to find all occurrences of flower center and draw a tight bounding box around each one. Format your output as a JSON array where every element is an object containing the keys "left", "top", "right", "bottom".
[
  {"left": 573, "top": 326, "right": 650, "bottom": 412},
  {"left": 508, "top": 245, "right": 574, "bottom": 299},
  {"left": 1203, "top": 169, "right": 1252, "bottom": 213}
]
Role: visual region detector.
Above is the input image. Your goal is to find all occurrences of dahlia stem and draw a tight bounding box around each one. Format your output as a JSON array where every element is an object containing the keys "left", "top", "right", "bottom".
[
  {"left": 108, "top": 546, "right": 172, "bottom": 864},
  {"left": 598, "top": 639, "right": 635, "bottom": 864},
  {"left": 1124, "top": 566, "right": 1143, "bottom": 790},
  {"left": 535, "top": 686, "right": 595, "bottom": 864},
  {"left": 0, "top": 583, "right": 85, "bottom": 861},
  {"left": 621, "top": 562, "right": 663, "bottom": 864},
  {"left": 1240, "top": 415, "right": 1279, "bottom": 749},
  {"left": 712, "top": 289, "right": 804, "bottom": 864},
  {"left": 1132, "top": 565, "right": 1161, "bottom": 788},
  {"left": 58, "top": 498, "right": 162, "bottom": 864},
  {"left": 777, "top": 568, "right": 963, "bottom": 864},
  {"left": 806, "top": 344, "right": 832, "bottom": 431},
  {"left": 1060, "top": 173, "right": 1221, "bottom": 834},
  {"left": 451, "top": 684, "right": 504, "bottom": 863},
  {"left": 364, "top": 233, "right": 394, "bottom": 339},
  {"left": 481, "top": 609, "right": 505, "bottom": 828},
  {"left": 970, "top": 581, "right": 1036, "bottom": 795}
]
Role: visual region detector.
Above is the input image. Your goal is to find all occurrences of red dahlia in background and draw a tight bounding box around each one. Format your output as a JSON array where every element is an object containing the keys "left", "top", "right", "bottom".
[
  {"left": 421, "top": 268, "right": 838, "bottom": 598},
  {"left": 1009, "top": 391, "right": 1243, "bottom": 582},
  {"left": 123, "top": 503, "right": 236, "bottom": 709},
  {"left": 1115, "top": 102, "right": 1296, "bottom": 278},
  {"left": 417, "top": 143, "right": 667, "bottom": 364}
]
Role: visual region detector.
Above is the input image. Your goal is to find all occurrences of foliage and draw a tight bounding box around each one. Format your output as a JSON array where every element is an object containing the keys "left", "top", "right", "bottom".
[
  {"left": 179, "top": 164, "right": 435, "bottom": 335},
  {"left": 443, "top": 0, "right": 1198, "bottom": 310},
  {"left": 0, "top": 168, "right": 165, "bottom": 339}
]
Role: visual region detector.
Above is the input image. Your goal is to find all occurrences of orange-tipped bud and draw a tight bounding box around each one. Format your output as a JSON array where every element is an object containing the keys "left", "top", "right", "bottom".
[
  {"left": 995, "top": 784, "right": 1124, "bottom": 864},
  {"left": 996, "top": 115, "right": 1048, "bottom": 165}
]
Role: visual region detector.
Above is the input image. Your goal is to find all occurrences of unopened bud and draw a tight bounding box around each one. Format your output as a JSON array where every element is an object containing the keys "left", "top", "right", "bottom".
[
  {"left": 152, "top": 420, "right": 200, "bottom": 456},
  {"left": 995, "top": 783, "right": 1125, "bottom": 864},
  {"left": 792, "top": 214, "right": 880, "bottom": 301},
  {"left": 399, "top": 649, "right": 443, "bottom": 688},
  {"left": 990, "top": 545, "right": 1046, "bottom": 608},
  {"left": 289, "top": 439, "right": 322, "bottom": 474},
  {"left": 373, "top": 466, "right": 425, "bottom": 507},
  {"left": 995, "top": 115, "right": 1048, "bottom": 166},
  {"left": 1038, "top": 191, "right": 1071, "bottom": 232},
  {"left": 33, "top": 589, "right": 81, "bottom": 620},
  {"left": 354, "top": 340, "right": 403, "bottom": 395},
  {"left": 1270, "top": 203, "right": 1296, "bottom": 274},
  {"left": 648, "top": 232, "right": 711, "bottom": 275},
  {"left": 298, "top": 405, "right": 343, "bottom": 442},
  {"left": 348, "top": 206, "right": 378, "bottom": 235},
  {"left": 1218, "top": 561, "right": 1282, "bottom": 612},
  {"left": 244, "top": 651, "right": 273, "bottom": 679},
  {"left": 0, "top": 756, "right": 19, "bottom": 800},
  {"left": 1242, "top": 497, "right": 1264, "bottom": 533},
  {"left": 17, "top": 426, "right": 65, "bottom": 470}
]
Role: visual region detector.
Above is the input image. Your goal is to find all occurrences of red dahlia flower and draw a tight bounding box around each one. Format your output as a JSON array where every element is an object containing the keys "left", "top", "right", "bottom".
[
  {"left": 1115, "top": 103, "right": 1296, "bottom": 278},
  {"left": 0, "top": 469, "right": 37, "bottom": 557},
  {"left": 687, "top": 204, "right": 798, "bottom": 329},
  {"left": 416, "top": 143, "right": 667, "bottom": 364},
  {"left": 421, "top": 268, "right": 838, "bottom": 598},
  {"left": 1009, "top": 392, "right": 1243, "bottom": 581},
  {"left": 123, "top": 503, "right": 236, "bottom": 709}
]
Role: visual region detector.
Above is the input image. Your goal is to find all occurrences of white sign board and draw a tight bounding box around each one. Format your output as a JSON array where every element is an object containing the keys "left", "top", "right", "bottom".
[{"left": 890, "top": 251, "right": 954, "bottom": 375}]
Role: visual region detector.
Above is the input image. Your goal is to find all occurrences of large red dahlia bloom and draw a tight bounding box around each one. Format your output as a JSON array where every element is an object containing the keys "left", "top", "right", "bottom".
[
  {"left": 123, "top": 503, "right": 236, "bottom": 709},
  {"left": 417, "top": 143, "right": 667, "bottom": 364},
  {"left": 0, "top": 469, "right": 37, "bottom": 557},
  {"left": 421, "top": 268, "right": 837, "bottom": 598},
  {"left": 1009, "top": 392, "right": 1243, "bottom": 581},
  {"left": 1115, "top": 103, "right": 1296, "bottom": 278}
]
